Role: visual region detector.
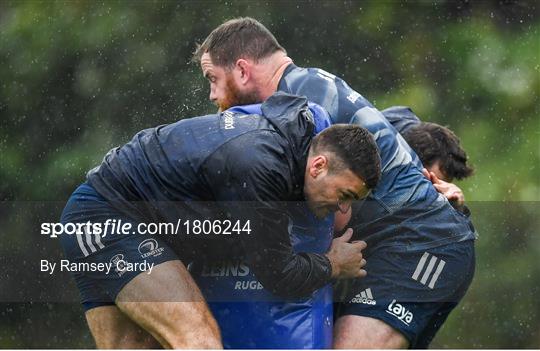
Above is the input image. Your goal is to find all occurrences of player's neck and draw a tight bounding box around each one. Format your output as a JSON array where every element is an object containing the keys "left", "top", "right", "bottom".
[{"left": 255, "top": 52, "right": 293, "bottom": 101}]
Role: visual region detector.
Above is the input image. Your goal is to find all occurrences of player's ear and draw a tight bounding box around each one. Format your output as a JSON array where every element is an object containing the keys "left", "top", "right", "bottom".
[
  {"left": 309, "top": 155, "right": 328, "bottom": 178},
  {"left": 235, "top": 59, "right": 251, "bottom": 84}
]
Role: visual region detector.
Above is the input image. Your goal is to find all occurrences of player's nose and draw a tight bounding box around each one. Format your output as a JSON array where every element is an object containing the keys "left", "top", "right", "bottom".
[
  {"left": 337, "top": 199, "right": 352, "bottom": 214},
  {"left": 209, "top": 87, "right": 218, "bottom": 102}
]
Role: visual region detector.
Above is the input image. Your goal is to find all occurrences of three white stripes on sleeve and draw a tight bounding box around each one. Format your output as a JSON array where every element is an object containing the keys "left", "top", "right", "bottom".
[{"left": 76, "top": 227, "right": 105, "bottom": 257}]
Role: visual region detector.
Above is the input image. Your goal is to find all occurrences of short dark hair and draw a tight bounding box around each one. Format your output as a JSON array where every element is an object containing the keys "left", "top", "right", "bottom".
[
  {"left": 310, "top": 124, "right": 381, "bottom": 189},
  {"left": 192, "top": 17, "right": 286, "bottom": 68},
  {"left": 403, "top": 122, "right": 474, "bottom": 181}
]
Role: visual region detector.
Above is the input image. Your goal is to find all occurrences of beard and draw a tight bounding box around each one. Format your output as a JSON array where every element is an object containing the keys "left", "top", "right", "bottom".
[
  {"left": 216, "top": 76, "right": 262, "bottom": 112},
  {"left": 304, "top": 182, "right": 332, "bottom": 219}
]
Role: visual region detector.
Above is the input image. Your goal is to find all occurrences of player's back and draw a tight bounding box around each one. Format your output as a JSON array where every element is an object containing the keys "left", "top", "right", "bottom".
[
  {"left": 86, "top": 93, "right": 313, "bottom": 223},
  {"left": 279, "top": 65, "right": 476, "bottom": 250}
]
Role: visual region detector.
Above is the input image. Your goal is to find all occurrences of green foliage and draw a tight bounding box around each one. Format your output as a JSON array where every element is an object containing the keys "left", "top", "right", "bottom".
[{"left": 0, "top": 0, "right": 538, "bottom": 348}]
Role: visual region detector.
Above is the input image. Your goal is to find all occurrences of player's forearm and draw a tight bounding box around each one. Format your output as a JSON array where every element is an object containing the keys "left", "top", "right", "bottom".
[{"left": 249, "top": 251, "right": 332, "bottom": 298}]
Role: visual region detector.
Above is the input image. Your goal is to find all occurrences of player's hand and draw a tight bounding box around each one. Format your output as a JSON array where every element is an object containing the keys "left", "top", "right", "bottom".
[
  {"left": 325, "top": 228, "right": 367, "bottom": 279},
  {"left": 422, "top": 168, "right": 465, "bottom": 207}
]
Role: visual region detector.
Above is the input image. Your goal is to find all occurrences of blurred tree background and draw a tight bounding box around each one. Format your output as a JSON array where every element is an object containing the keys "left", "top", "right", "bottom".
[{"left": 0, "top": 0, "right": 538, "bottom": 348}]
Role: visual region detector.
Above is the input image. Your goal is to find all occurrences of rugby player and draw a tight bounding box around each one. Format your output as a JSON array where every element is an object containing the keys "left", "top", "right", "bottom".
[
  {"left": 335, "top": 107, "right": 475, "bottom": 232},
  {"left": 189, "top": 101, "right": 342, "bottom": 348},
  {"left": 382, "top": 106, "right": 474, "bottom": 211},
  {"left": 194, "top": 17, "right": 476, "bottom": 348},
  {"left": 59, "top": 93, "right": 381, "bottom": 348}
]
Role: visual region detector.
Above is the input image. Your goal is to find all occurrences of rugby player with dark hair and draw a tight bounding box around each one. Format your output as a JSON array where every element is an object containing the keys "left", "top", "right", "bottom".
[
  {"left": 382, "top": 106, "right": 474, "bottom": 212},
  {"left": 59, "top": 93, "right": 381, "bottom": 348},
  {"left": 336, "top": 107, "right": 475, "bottom": 231},
  {"left": 383, "top": 105, "right": 474, "bottom": 183},
  {"left": 194, "top": 17, "right": 476, "bottom": 348}
]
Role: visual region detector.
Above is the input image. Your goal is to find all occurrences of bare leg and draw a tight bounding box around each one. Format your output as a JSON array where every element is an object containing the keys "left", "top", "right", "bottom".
[
  {"left": 115, "top": 260, "right": 222, "bottom": 349},
  {"left": 86, "top": 305, "right": 161, "bottom": 348},
  {"left": 333, "top": 315, "right": 409, "bottom": 349}
]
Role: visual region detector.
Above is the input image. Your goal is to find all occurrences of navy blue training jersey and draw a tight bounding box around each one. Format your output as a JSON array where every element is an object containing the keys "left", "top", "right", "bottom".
[
  {"left": 382, "top": 106, "right": 422, "bottom": 134},
  {"left": 278, "top": 65, "right": 476, "bottom": 250},
  {"left": 86, "top": 93, "right": 332, "bottom": 298}
]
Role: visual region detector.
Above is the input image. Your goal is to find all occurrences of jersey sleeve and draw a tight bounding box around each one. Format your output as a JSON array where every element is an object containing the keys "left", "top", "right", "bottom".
[
  {"left": 381, "top": 106, "right": 422, "bottom": 134},
  {"left": 280, "top": 66, "right": 426, "bottom": 198},
  {"left": 204, "top": 130, "right": 332, "bottom": 298}
]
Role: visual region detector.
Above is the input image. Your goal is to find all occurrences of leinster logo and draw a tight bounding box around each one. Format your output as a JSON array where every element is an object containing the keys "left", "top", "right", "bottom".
[
  {"left": 138, "top": 239, "right": 164, "bottom": 258},
  {"left": 110, "top": 253, "right": 126, "bottom": 277}
]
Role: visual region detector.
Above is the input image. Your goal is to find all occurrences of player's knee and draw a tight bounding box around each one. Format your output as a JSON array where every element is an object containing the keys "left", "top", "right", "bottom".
[
  {"left": 334, "top": 315, "right": 409, "bottom": 349},
  {"left": 334, "top": 330, "right": 408, "bottom": 349},
  {"left": 146, "top": 302, "right": 221, "bottom": 348},
  {"left": 165, "top": 333, "right": 222, "bottom": 349},
  {"left": 86, "top": 305, "right": 162, "bottom": 349},
  {"left": 115, "top": 261, "right": 222, "bottom": 348},
  {"left": 160, "top": 314, "right": 222, "bottom": 348},
  {"left": 96, "top": 332, "right": 161, "bottom": 349}
]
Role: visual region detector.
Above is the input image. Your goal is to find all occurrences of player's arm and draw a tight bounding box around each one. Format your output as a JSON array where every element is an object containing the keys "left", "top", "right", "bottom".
[
  {"left": 209, "top": 132, "right": 364, "bottom": 298},
  {"left": 334, "top": 80, "right": 469, "bottom": 211}
]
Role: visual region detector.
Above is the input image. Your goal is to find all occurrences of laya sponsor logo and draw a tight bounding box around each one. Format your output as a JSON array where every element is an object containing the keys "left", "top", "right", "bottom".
[
  {"left": 386, "top": 300, "right": 414, "bottom": 326},
  {"left": 350, "top": 288, "right": 376, "bottom": 305},
  {"left": 138, "top": 239, "right": 164, "bottom": 258}
]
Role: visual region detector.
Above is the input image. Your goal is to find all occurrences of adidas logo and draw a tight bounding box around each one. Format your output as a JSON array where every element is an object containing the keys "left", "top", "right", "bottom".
[
  {"left": 350, "top": 288, "right": 376, "bottom": 305},
  {"left": 412, "top": 252, "right": 446, "bottom": 289}
]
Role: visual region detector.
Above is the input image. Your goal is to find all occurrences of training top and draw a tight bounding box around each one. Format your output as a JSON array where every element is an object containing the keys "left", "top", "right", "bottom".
[
  {"left": 278, "top": 65, "right": 476, "bottom": 251},
  {"left": 381, "top": 106, "right": 421, "bottom": 133},
  {"left": 86, "top": 93, "right": 332, "bottom": 298}
]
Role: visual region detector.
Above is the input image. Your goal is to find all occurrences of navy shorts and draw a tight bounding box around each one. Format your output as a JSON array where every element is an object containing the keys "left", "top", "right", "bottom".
[
  {"left": 334, "top": 239, "right": 475, "bottom": 348},
  {"left": 59, "top": 183, "right": 179, "bottom": 311}
]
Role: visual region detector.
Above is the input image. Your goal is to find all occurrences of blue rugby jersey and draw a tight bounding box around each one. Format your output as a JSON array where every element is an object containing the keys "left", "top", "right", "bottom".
[
  {"left": 278, "top": 65, "right": 476, "bottom": 250},
  {"left": 382, "top": 106, "right": 422, "bottom": 134}
]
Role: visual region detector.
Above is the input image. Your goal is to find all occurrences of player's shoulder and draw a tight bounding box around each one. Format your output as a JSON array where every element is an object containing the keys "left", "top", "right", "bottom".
[
  {"left": 381, "top": 106, "right": 422, "bottom": 123},
  {"left": 287, "top": 66, "right": 341, "bottom": 83},
  {"left": 282, "top": 65, "right": 345, "bottom": 103},
  {"left": 208, "top": 127, "right": 286, "bottom": 172},
  {"left": 299, "top": 66, "right": 372, "bottom": 104}
]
